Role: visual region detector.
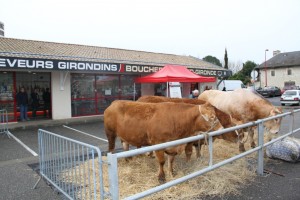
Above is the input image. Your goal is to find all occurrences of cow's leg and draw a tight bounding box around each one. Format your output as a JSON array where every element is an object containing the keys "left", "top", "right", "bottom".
[
  {"left": 248, "top": 128, "right": 256, "bottom": 148},
  {"left": 154, "top": 150, "right": 166, "bottom": 184},
  {"left": 238, "top": 131, "right": 246, "bottom": 152},
  {"left": 121, "top": 141, "right": 132, "bottom": 161},
  {"left": 105, "top": 129, "right": 116, "bottom": 153},
  {"left": 146, "top": 151, "right": 154, "bottom": 158},
  {"left": 167, "top": 154, "right": 176, "bottom": 177},
  {"left": 122, "top": 140, "right": 129, "bottom": 151},
  {"left": 185, "top": 142, "right": 196, "bottom": 160}
]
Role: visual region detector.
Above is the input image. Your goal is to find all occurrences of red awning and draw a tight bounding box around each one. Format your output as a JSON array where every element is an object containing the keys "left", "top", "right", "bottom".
[{"left": 135, "top": 65, "right": 216, "bottom": 83}]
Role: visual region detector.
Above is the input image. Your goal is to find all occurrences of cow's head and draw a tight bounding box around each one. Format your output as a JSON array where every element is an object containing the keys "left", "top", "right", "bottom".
[
  {"left": 198, "top": 103, "right": 224, "bottom": 132},
  {"left": 219, "top": 117, "right": 243, "bottom": 143},
  {"left": 213, "top": 108, "right": 242, "bottom": 143},
  {"left": 264, "top": 107, "right": 283, "bottom": 134}
]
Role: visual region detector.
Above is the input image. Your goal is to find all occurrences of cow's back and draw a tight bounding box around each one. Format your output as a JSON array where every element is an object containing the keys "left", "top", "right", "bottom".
[
  {"left": 198, "top": 89, "right": 275, "bottom": 122},
  {"left": 138, "top": 95, "right": 206, "bottom": 105}
]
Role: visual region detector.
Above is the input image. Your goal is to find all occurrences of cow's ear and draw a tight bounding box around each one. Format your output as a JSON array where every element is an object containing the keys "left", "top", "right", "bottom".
[
  {"left": 270, "top": 109, "right": 276, "bottom": 116},
  {"left": 275, "top": 107, "right": 282, "bottom": 114},
  {"left": 270, "top": 108, "right": 281, "bottom": 116}
]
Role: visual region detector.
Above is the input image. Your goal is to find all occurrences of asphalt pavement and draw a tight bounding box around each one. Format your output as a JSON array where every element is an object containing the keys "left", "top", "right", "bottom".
[{"left": 0, "top": 98, "right": 300, "bottom": 200}]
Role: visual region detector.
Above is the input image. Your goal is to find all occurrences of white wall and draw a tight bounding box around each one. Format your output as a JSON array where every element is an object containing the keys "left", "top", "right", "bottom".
[
  {"left": 182, "top": 83, "right": 191, "bottom": 98},
  {"left": 259, "top": 67, "right": 300, "bottom": 89},
  {"left": 51, "top": 71, "right": 72, "bottom": 119}
]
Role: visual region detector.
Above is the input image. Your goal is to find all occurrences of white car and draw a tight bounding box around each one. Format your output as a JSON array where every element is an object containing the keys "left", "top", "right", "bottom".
[{"left": 280, "top": 90, "right": 300, "bottom": 106}]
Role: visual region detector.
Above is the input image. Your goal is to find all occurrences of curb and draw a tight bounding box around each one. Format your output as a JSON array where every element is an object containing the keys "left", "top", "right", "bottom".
[{"left": 7, "top": 115, "right": 104, "bottom": 130}]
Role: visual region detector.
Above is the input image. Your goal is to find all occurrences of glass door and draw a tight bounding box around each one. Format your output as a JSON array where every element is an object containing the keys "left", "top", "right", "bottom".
[
  {"left": 71, "top": 74, "right": 96, "bottom": 116},
  {"left": 15, "top": 72, "right": 51, "bottom": 121},
  {"left": 95, "top": 75, "right": 119, "bottom": 113},
  {"left": 0, "top": 72, "right": 15, "bottom": 121}
]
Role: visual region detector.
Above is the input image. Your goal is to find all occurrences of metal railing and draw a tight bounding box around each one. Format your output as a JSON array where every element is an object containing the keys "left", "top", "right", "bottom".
[
  {"left": 106, "top": 109, "right": 300, "bottom": 200},
  {"left": 0, "top": 109, "right": 9, "bottom": 138},
  {"left": 33, "top": 109, "right": 300, "bottom": 200},
  {"left": 33, "top": 129, "right": 106, "bottom": 200}
]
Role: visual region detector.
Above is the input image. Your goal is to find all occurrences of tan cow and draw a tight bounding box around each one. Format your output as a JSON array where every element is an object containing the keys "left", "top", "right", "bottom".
[
  {"left": 137, "top": 95, "right": 242, "bottom": 157},
  {"left": 198, "top": 89, "right": 283, "bottom": 152},
  {"left": 104, "top": 100, "right": 224, "bottom": 183}
]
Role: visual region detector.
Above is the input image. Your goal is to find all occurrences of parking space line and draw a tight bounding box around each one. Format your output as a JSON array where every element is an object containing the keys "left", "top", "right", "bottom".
[
  {"left": 7, "top": 131, "right": 38, "bottom": 157},
  {"left": 62, "top": 125, "right": 108, "bottom": 142}
]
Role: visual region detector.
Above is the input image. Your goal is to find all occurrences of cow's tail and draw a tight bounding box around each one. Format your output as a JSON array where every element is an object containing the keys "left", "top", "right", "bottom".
[{"left": 105, "top": 128, "right": 116, "bottom": 153}]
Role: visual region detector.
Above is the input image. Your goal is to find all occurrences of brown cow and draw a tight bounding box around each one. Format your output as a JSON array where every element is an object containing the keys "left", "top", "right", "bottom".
[
  {"left": 104, "top": 100, "right": 224, "bottom": 183},
  {"left": 137, "top": 95, "right": 242, "bottom": 157},
  {"left": 198, "top": 89, "right": 283, "bottom": 152}
]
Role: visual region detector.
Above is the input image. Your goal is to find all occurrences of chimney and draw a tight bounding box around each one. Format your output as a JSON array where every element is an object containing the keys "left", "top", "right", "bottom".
[
  {"left": 273, "top": 50, "right": 280, "bottom": 57},
  {"left": 0, "top": 21, "right": 4, "bottom": 37}
]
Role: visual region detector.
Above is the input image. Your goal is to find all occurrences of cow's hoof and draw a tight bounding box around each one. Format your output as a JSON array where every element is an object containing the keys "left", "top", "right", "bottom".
[
  {"left": 239, "top": 147, "right": 246, "bottom": 152},
  {"left": 146, "top": 152, "right": 155, "bottom": 158},
  {"left": 185, "top": 156, "right": 192, "bottom": 162},
  {"left": 125, "top": 157, "right": 133, "bottom": 162},
  {"left": 158, "top": 176, "right": 166, "bottom": 184},
  {"left": 251, "top": 144, "right": 256, "bottom": 148},
  {"left": 171, "top": 171, "right": 177, "bottom": 177}
]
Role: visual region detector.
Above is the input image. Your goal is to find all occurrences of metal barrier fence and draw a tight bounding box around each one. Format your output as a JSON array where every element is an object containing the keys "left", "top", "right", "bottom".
[
  {"left": 0, "top": 109, "right": 9, "bottom": 137},
  {"left": 106, "top": 109, "right": 300, "bottom": 200},
  {"left": 34, "top": 109, "right": 300, "bottom": 200},
  {"left": 33, "top": 129, "right": 106, "bottom": 200}
]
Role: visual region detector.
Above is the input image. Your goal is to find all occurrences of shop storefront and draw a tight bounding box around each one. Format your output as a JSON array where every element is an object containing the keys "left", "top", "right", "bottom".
[
  {"left": 0, "top": 37, "right": 231, "bottom": 122},
  {"left": 0, "top": 71, "right": 51, "bottom": 121}
]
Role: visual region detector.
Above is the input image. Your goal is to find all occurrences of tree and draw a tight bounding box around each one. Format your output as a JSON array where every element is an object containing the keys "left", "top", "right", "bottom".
[
  {"left": 228, "top": 60, "right": 257, "bottom": 85},
  {"left": 202, "top": 55, "right": 222, "bottom": 67},
  {"left": 224, "top": 48, "right": 228, "bottom": 69}
]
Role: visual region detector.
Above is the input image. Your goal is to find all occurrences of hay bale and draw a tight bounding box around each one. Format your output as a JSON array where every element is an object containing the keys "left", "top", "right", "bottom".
[{"left": 62, "top": 133, "right": 273, "bottom": 199}]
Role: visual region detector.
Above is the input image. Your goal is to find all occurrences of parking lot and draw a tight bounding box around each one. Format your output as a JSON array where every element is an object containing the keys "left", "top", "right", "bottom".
[{"left": 1, "top": 97, "right": 300, "bottom": 200}]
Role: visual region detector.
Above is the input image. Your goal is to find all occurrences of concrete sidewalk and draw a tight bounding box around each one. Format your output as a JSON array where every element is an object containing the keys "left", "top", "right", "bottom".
[
  {"left": 7, "top": 115, "right": 103, "bottom": 130},
  {"left": 0, "top": 156, "right": 61, "bottom": 200}
]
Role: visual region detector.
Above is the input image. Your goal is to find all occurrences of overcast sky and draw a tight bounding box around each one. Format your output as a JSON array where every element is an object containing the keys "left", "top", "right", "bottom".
[{"left": 1, "top": 0, "right": 299, "bottom": 65}]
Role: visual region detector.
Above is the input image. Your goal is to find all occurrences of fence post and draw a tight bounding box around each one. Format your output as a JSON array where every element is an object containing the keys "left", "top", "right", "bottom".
[
  {"left": 0, "top": 109, "right": 9, "bottom": 138},
  {"left": 289, "top": 110, "right": 294, "bottom": 134},
  {"left": 257, "top": 120, "right": 264, "bottom": 175},
  {"left": 107, "top": 153, "right": 119, "bottom": 200},
  {"left": 209, "top": 135, "right": 213, "bottom": 166}
]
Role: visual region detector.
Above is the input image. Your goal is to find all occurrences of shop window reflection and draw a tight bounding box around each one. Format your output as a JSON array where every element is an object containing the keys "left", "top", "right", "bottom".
[
  {"left": 0, "top": 72, "right": 15, "bottom": 121},
  {"left": 71, "top": 74, "right": 96, "bottom": 116},
  {"left": 71, "top": 74, "right": 142, "bottom": 116},
  {"left": 120, "top": 75, "right": 141, "bottom": 100},
  {"left": 95, "top": 75, "right": 118, "bottom": 113}
]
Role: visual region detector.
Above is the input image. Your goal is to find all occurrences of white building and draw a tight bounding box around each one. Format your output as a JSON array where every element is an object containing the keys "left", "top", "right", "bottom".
[{"left": 256, "top": 51, "right": 300, "bottom": 89}]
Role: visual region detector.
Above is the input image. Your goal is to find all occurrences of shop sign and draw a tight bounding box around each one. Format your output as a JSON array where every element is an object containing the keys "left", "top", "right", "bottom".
[
  {"left": 169, "top": 82, "right": 182, "bottom": 98},
  {"left": 123, "top": 64, "right": 163, "bottom": 73},
  {"left": 0, "top": 57, "right": 122, "bottom": 72},
  {"left": 0, "top": 56, "right": 231, "bottom": 77},
  {"left": 123, "top": 64, "right": 231, "bottom": 78},
  {"left": 189, "top": 68, "right": 232, "bottom": 78}
]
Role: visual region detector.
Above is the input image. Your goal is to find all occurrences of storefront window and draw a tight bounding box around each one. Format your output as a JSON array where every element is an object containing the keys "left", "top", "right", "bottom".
[
  {"left": 0, "top": 72, "right": 14, "bottom": 121},
  {"left": 71, "top": 74, "right": 141, "bottom": 116},
  {"left": 95, "top": 75, "right": 119, "bottom": 113},
  {"left": 120, "top": 75, "right": 141, "bottom": 100},
  {"left": 71, "top": 74, "right": 96, "bottom": 116}
]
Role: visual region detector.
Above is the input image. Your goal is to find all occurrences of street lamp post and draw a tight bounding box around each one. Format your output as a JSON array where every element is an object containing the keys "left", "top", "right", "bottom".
[{"left": 264, "top": 49, "right": 269, "bottom": 87}]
